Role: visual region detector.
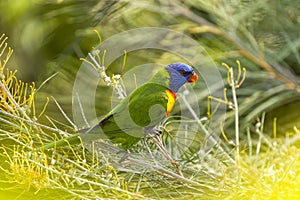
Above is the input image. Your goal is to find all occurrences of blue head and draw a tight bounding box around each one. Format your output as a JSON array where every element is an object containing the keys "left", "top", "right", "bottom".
[{"left": 165, "top": 62, "right": 198, "bottom": 92}]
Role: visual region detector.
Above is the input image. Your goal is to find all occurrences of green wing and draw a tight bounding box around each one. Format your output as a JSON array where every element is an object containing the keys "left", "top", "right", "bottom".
[
  {"left": 91, "top": 82, "right": 169, "bottom": 149},
  {"left": 128, "top": 83, "right": 168, "bottom": 127}
]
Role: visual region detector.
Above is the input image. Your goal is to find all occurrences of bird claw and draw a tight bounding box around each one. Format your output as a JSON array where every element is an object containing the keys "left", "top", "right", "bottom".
[
  {"left": 146, "top": 127, "right": 163, "bottom": 138},
  {"left": 171, "top": 159, "right": 180, "bottom": 168},
  {"left": 153, "top": 128, "right": 163, "bottom": 135}
]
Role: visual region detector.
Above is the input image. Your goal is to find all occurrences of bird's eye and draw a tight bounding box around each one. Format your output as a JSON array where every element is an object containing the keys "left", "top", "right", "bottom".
[{"left": 180, "top": 70, "right": 189, "bottom": 76}]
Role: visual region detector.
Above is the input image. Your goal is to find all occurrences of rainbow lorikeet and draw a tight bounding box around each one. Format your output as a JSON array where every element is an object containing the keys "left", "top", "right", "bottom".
[{"left": 41, "top": 63, "right": 198, "bottom": 150}]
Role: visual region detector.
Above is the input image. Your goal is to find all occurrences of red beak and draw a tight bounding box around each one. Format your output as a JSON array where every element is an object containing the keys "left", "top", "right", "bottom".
[{"left": 187, "top": 72, "right": 198, "bottom": 83}]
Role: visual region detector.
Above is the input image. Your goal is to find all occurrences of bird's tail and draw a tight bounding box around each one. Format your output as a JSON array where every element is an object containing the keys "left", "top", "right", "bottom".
[
  {"left": 39, "top": 133, "right": 82, "bottom": 151},
  {"left": 39, "top": 115, "right": 116, "bottom": 151},
  {"left": 39, "top": 124, "right": 104, "bottom": 151}
]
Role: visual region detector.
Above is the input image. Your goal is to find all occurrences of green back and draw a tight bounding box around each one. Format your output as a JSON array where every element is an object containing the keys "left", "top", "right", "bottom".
[{"left": 89, "top": 68, "right": 172, "bottom": 149}]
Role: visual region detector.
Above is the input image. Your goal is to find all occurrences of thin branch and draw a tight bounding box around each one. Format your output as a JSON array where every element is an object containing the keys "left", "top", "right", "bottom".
[
  {"left": 127, "top": 156, "right": 205, "bottom": 187},
  {"left": 246, "top": 127, "right": 252, "bottom": 157},
  {"left": 181, "top": 91, "right": 235, "bottom": 164},
  {"left": 229, "top": 67, "right": 240, "bottom": 165},
  {"left": 51, "top": 96, "right": 78, "bottom": 131},
  {"left": 0, "top": 109, "right": 70, "bottom": 136},
  {"left": 150, "top": 134, "right": 183, "bottom": 176},
  {"left": 75, "top": 92, "right": 90, "bottom": 128},
  {"left": 36, "top": 72, "right": 59, "bottom": 92}
]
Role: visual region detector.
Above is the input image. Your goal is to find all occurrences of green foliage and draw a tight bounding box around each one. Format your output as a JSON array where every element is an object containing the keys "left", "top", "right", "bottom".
[{"left": 1, "top": 0, "right": 300, "bottom": 199}]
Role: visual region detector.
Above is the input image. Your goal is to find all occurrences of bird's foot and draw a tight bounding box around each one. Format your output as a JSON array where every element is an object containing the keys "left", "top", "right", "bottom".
[
  {"left": 146, "top": 127, "right": 163, "bottom": 138},
  {"left": 116, "top": 149, "right": 130, "bottom": 163}
]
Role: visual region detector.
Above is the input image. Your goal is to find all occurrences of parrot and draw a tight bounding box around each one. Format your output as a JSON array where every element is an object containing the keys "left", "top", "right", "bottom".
[{"left": 41, "top": 63, "right": 198, "bottom": 150}]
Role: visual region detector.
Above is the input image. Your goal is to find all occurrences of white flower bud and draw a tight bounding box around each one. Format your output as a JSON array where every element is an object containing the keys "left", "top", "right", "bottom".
[{"left": 113, "top": 74, "right": 121, "bottom": 80}]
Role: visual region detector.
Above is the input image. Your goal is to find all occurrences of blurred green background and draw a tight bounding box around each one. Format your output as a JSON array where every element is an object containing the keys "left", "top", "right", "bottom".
[
  {"left": 1, "top": 0, "right": 300, "bottom": 139},
  {"left": 2, "top": 1, "right": 300, "bottom": 199}
]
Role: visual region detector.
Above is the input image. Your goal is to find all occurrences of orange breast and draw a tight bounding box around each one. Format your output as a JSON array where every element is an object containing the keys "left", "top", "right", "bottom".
[{"left": 165, "top": 89, "right": 176, "bottom": 115}]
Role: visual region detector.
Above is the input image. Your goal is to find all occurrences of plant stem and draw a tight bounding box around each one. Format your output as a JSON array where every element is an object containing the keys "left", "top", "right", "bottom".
[
  {"left": 181, "top": 93, "right": 235, "bottom": 164},
  {"left": 230, "top": 67, "right": 240, "bottom": 165}
]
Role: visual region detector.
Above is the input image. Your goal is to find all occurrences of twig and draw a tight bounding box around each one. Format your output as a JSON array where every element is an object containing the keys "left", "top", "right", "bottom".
[
  {"left": 127, "top": 155, "right": 207, "bottom": 187},
  {"left": 229, "top": 67, "right": 240, "bottom": 164},
  {"left": 150, "top": 134, "right": 183, "bottom": 176},
  {"left": 255, "top": 112, "right": 265, "bottom": 155},
  {"left": 0, "top": 129, "right": 31, "bottom": 148},
  {"left": 0, "top": 115, "right": 25, "bottom": 131},
  {"left": 87, "top": 52, "right": 126, "bottom": 99},
  {"left": 181, "top": 91, "right": 235, "bottom": 164},
  {"left": 0, "top": 109, "right": 70, "bottom": 137},
  {"left": 35, "top": 72, "right": 58, "bottom": 92},
  {"left": 246, "top": 127, "right": 252, "bottom": 157},
  {"left": 255, "top": 112, "right": 274, "bottom": 151},
  {"left": 222, "top": 61, "right": 247, "bottom": 166},
  {"left": 143, "top": 139, "right": 159, "bottom": 166},
  {"left": 75, "top": 92, "right": 90, "bottom": 128},
  {"left": 51, "top": 96, "right": 78, "bottom": 131}
]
